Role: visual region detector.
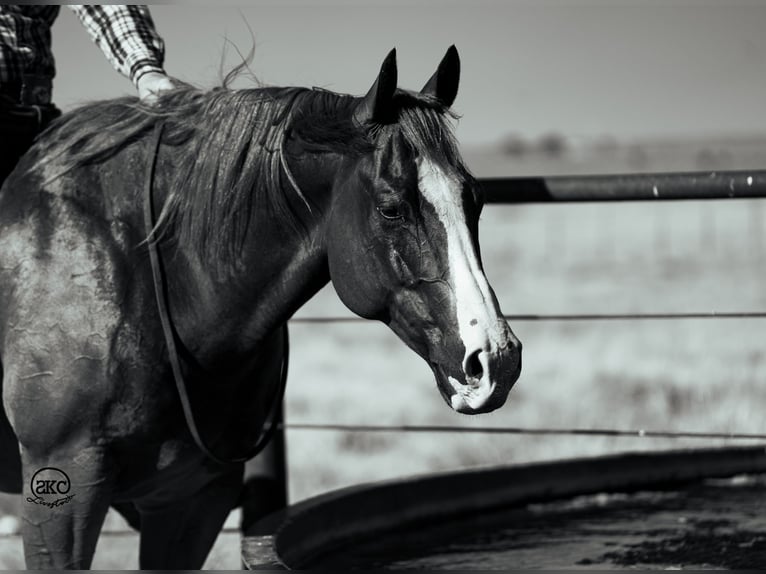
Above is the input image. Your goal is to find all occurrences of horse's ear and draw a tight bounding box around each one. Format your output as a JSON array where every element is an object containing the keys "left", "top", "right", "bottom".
[
  {"left": 354, "top": 48, "right": 398, "bottom": 125},
  {"left": 420, "top": 45, "right": 460, "bottom": 108}
]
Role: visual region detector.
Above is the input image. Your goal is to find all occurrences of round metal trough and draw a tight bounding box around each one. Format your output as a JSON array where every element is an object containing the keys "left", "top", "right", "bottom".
[{"left": 242, "top": 445, "right": 766, "bottom": 569}]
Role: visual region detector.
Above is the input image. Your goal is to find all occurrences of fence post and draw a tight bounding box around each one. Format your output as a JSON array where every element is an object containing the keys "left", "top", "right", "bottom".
[{"left": 240, "top": 403, "right": 288, "bottom": 536}]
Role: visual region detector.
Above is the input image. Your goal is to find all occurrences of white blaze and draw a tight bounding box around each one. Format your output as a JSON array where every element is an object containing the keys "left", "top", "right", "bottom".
[{"left": 417, "top": 158, "right": 501, "bottom": 385}]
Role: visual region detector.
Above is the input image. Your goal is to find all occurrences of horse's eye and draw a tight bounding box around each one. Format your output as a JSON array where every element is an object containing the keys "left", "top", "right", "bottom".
[{"left": 376, "top": 205, "right": 403, "bottom": 221}]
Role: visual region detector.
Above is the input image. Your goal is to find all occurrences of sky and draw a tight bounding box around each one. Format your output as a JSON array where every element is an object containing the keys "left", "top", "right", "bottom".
[{"left": 51, "top": 1, "right": 766, "bottom": 148}]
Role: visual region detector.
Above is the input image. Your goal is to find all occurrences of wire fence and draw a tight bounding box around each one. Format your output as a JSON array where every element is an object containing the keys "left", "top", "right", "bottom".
[
  {"left": 280, "top": 423, "right": 766, "bottom": 442},
  {"left": 292, "top": 311, "right": 766, "bottom": 324},
  {"left": 287, "top": 169, "right": 766, "bottom": 441}
]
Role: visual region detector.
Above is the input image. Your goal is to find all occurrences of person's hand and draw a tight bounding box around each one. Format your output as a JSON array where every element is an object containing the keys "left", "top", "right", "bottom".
[{"left": 137, "top": 71, "right": 174, "bottom": 103}]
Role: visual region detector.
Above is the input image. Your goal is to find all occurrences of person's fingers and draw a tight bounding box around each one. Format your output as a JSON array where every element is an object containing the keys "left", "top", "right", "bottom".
[{"left": 137, "top": 72, "right": 175, "bottom": 102}]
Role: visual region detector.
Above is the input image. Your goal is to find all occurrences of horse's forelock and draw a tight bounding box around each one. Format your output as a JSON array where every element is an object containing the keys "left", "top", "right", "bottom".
[{"left": 369, "top": 90, "right": 468, "bottom": 179}]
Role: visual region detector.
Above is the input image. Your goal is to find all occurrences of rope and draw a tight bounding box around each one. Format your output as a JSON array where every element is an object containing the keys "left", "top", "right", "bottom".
[
  {"left": 144, "top": 122, "right": 289, "bottom": 465},
  {"left": 279, "top": 423, "right": 766, "bottom": 441}
]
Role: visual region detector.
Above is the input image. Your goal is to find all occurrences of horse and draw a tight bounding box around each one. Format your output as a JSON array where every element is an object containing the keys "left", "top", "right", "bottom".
[{"left": 0, "top": 46, "right": 521, "bottom": 569}]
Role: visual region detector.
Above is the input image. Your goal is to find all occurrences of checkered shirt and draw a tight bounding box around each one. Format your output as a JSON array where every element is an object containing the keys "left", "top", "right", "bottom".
[{"left": 0, "top": 5, "right": 165, "bottom": 87}]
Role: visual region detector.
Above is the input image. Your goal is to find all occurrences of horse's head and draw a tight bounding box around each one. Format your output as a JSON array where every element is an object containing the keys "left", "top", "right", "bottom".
[{"left": 325, "top": 47, "right": 521, "bottom": 414}]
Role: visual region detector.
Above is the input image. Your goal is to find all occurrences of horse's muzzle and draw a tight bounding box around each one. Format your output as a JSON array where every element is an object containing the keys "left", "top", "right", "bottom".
[{"left": 448, "top": 332, "right": 522, "bottom": 415}]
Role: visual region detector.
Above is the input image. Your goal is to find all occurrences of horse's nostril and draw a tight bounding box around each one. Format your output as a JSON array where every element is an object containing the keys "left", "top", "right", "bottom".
[{"left": 464, "top": 349, "right": 484, "bottom": 379}]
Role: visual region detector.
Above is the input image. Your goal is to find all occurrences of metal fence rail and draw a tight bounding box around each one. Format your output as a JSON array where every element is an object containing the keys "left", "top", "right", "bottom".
[{"left": 480, "top": 170, "right": 766, "bottom": 203}]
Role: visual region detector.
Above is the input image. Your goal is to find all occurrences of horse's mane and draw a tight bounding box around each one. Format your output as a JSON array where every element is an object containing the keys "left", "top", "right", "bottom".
[{"left": 35, "top": 81, "right": 465, "bottom": 274}]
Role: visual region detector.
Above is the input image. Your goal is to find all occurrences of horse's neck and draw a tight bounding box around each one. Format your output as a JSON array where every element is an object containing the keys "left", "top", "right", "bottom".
[{"left": 162, "top": 155, "right": 335, "bottom": 370}]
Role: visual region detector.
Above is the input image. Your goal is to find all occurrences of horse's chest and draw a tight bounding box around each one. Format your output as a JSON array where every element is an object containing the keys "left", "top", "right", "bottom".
[{"left": 114, "top": 439, "right": 238, "bottom": 506}]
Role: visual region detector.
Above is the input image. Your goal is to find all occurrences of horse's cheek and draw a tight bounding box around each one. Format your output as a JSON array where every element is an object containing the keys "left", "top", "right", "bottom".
[{"left": 327, "top": 231, "right": 386, "bottom": 319}]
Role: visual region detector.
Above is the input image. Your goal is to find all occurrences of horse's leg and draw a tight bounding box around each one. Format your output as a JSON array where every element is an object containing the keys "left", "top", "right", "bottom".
[
  {"left": 19, "top": 445, "right": 113, "bottom": 569},
  {"left": 0, "top": 414, "right": 22, "bottom": 493},
  {"left": 0, "top": 361, "right": 22, "bottom": 494},
  {"left": 111, "top": 501, "right": 141, "bottom": 530},
  {"left": 5, "top": 347, "right": 116, "bottom": 568},
  {"left": 137, "top": 467, "right": 243, "bottom": 569}
]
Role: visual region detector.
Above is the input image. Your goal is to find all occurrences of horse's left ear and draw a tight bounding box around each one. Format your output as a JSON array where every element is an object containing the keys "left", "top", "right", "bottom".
[
  {"left": 420, "top": 45, "right": 460, "bottom": 108},
  {"left": 355, "top": 48, "right": 398, "bottom": 125}
]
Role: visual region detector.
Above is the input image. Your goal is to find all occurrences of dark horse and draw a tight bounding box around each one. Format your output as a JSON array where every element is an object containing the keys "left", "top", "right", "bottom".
[{"left": 0, "top": 46, "right": 521, "bottom": 569}]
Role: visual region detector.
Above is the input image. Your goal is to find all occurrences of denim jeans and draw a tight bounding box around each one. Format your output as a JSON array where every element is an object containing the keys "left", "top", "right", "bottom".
[{"left": 0, "top": 97, "right": 61, "bottom": 187}]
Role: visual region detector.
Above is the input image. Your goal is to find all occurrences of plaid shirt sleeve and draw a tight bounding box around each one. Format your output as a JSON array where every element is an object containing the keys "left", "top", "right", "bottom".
[
  {"left": 0, "top": 6, "right": 59, "bottom": 84},
  {"left": 67, "top": 5, "right": 165, "bottom": 87}
]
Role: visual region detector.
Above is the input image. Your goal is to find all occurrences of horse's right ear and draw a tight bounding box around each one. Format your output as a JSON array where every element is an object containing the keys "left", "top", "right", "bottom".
[
  {"left": 420, "top": 45, "right": 460, "bottom": 108},
  {"left": 354, "top": 48, "right": 398, "bottom": 125}
]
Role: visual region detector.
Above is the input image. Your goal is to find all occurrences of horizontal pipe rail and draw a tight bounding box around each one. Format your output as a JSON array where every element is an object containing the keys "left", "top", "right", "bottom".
[
  {"left": 289, "top": 170, "right": 766, "bottom": 325},
  {"left": 479, "top": 170, "right": 766, "bottom": 203}
]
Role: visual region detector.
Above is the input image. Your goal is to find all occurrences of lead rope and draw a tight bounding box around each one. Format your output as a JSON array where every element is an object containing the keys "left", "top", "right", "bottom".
[{"left": 143, "top": 122, "right": 288, "bottom": 465}]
